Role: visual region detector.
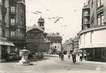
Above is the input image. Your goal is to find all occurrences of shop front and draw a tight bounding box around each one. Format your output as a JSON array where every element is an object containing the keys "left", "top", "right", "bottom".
[
  {"left": 79, "top": 28, "right": 106, "bottom": 61},
  {"left": 0, "top": 41, "right": 15, "bottom": 62}
]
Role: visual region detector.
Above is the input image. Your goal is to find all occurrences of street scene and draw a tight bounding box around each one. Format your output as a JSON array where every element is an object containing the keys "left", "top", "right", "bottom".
[
  {"left": 0, "top": 55, "right": 106, "bottom": 73},
  {"left": 0, "top": 0, "right": 106, "bottom": 73}
]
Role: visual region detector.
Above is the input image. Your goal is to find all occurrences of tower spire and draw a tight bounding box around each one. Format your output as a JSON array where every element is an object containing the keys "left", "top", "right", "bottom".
[{"left": 37, "top": 16, "right": 45, "bottom": 30}]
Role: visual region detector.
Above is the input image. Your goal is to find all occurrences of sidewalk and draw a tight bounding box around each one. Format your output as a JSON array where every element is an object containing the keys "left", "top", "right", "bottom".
[
  {"left": 82, "top": 60, "right": 106, "bottom": 65},
  {"left": 64, "top": 54, "right": 106, "bottom": 65}
]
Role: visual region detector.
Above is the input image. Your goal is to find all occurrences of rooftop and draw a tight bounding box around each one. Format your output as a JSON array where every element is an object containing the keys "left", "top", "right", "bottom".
[{"left": 26, "top": 24, "right": 44, "bottom": 32}]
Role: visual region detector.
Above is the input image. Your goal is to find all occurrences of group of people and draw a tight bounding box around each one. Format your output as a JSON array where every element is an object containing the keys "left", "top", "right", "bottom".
[
  {"left": 58, "top": 51, "right": 77, "bottom": 64},
  {"left": 58, "top": 51, "right": 87, "bottom": 64},
  {"left": 79, "top": 52, "right": 87, "bottom": 61}
]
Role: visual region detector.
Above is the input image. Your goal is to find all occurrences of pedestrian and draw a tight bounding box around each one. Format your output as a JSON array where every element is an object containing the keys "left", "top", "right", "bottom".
[
  {"left": 68, "top": 54, "right": 70, "bottom": 59},
  {"left": 72, "top": 52, "right": 76, "bottom": 64},
  {"left": 84, "top": 53, "right": 87, "bottom": 60},
  {"left": 58, "top": 52, "right": 61, "bottom": 58},
  {"left": 79, "top": 53, "right": 83, "bottom": 61},
  {"left": 61, "top": 53, "right": 64, "bottom": 61}
]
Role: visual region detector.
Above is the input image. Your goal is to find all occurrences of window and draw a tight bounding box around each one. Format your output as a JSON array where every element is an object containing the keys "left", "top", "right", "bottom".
[
  {"left": 97, "top": 0, "right": 100, "bottom": 7},
  {"left": 17, "top": 29, "right": 24, "bottom": 38},
  {"left": 11, "top": 6, "right": 15, "bottom": 13},
  {"left": 97, "top": 13, "right": 104, "bottom": 26},
  {"left": 83, "top": 18, "right": 89, "bottom": 24},
  {"left": 17, "top": 29, "right": 21, "bottom": 32},
  {"left": 97, "top": 15, "right": 101, "bottom": 26},
  {"left": 101, "top": 0, "right": 103, "bottom": 5},
  {"left": 10, "top": 18, "right": 15, "bottom": 25},
  {"left": 97, "top": 0, "right": 103, "bottom": 7},
  {"left": 11, "top": 31, "right": 15, "bottom": 37},
  {"left": 101, "top": 14, "right": 104, "bottom": 25},
  {"left": 5, "top": 30, "right": 9, "bottom": 37},
  {"left": 84, "top": 11, "right": 89, "bottom": 16},
  {"left": 19, "top": 32, "right": 24, "bottom": 38}
]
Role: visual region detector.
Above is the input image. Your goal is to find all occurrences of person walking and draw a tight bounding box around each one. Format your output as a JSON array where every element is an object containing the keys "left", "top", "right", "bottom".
[
  {"left": 68, "top": 54, "right": 70, "bottom": 59},
  {"left": 79, "top": 52, "right": 83, "bottom": 61},
  {"left": 72, "top": 52, "right": 76, "bottom": 64},
  {"left": 61, "top": 53, "right": 64, "bottom": 61},
  {"left": 58, "top": 52, "right": 61, "bottom": 58},
  {"left": 84, "top": 52, "right": 87, "bottom": 60}
]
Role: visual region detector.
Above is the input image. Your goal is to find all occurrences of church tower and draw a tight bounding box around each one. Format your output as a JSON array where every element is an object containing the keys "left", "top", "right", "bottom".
[{"left": 38, "top": 17, "right": 45, "bottom": 30}]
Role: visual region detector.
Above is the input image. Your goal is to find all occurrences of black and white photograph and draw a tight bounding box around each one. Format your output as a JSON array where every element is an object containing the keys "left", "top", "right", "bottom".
[{"left": 0, "top": 0, "right": 106, "bottom": 73}]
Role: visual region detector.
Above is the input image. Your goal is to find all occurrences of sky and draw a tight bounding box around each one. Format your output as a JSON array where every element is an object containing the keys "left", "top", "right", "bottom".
[{"left": 26, "top": 0, "right": 86, "bottom": 42}]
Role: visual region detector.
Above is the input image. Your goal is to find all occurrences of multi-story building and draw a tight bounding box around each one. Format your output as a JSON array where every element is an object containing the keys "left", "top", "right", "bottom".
[
  {"left": 0, "top": 0, "right": 26, "bottom": 62},
  {"left": 47, "top": 33, "right": 62, "bottom": 54},
  {"left": 63, "top": 38, "right": 74, "bottom": 54},
  {"left": 26, "top": 17, "right": 50, "bottom": 55},
  {"left": 79, "top": 0, "right": 106, "bottom": 61},
  {"left": 63, "top": 36, "right": 79, "bottom": 54}
]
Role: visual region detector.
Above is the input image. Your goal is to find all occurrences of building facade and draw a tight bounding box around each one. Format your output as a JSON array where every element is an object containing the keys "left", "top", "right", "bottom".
[
  {"left": 79, "top": 0, "right": 106, "bottom": 61},
  {"left": 26, "top": 26, "right": 50, "bottom": 54},
  {"left": 26, "top": 17, "right": 50, "bottom": 56},
  {"left": 47, "top": 33, "right": 62, "bottom": 54},
  {"left": 63, "top": 36, "right": 79, "bottom": 54},
  {"left": 0, "top": 0, "right": 26, "bottom": 62},
  {"left": 63, "top": 38, "right": 73, "bottom": 54}
]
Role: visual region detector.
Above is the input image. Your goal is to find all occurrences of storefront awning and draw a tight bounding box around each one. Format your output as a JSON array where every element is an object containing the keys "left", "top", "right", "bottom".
[{"left": 0, "top": 41, "right": 15, "bottom": 46}]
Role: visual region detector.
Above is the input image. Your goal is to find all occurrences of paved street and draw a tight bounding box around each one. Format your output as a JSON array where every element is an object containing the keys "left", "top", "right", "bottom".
[{"left": 0, "top": 55, "right": 106, "bottom": 73}]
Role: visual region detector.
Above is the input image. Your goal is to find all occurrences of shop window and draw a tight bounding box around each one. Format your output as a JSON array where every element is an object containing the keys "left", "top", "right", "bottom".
[{"left": 1, "top": 46, "right": 7, "bottom": 58}]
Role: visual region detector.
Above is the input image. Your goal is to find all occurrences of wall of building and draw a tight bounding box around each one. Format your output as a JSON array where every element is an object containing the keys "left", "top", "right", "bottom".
[
  {"left": 0, "top": 0, "right": 26, "bottom": 62},
  {"left": 79, "top": 28, "right": 106, "bottom": 49},
  {"left": 79, "top": 0, "right": 106, "bottom": 61},
  {"left": 26, "top": 27, "right": 50, "bottom": 54}
]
